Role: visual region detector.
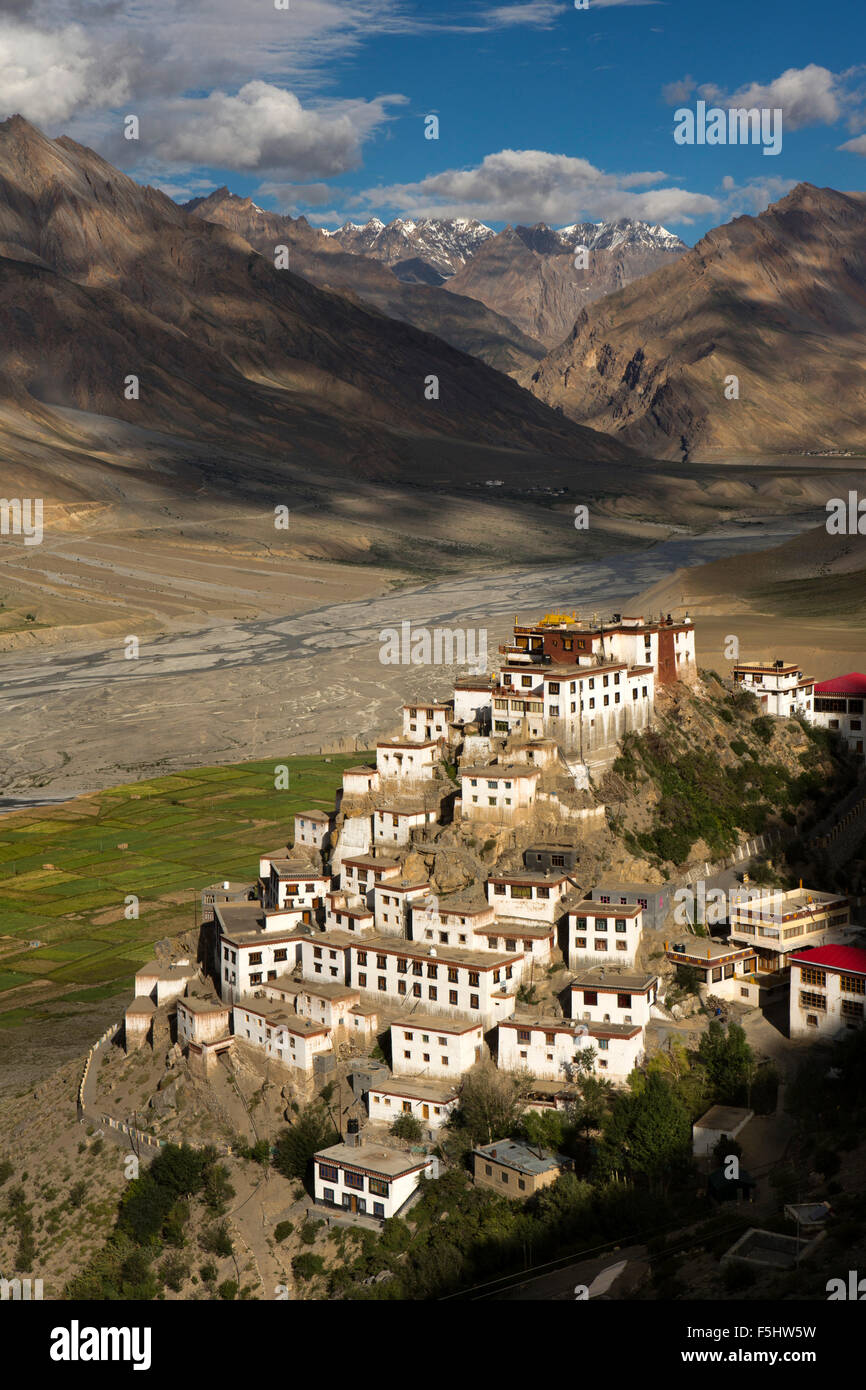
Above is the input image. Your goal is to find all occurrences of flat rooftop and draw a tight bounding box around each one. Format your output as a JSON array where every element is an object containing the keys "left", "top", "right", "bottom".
[
  {"left": 473, "top": 1139, "right": 566, "bottom": 1176},
  {"left": 369, "top": 1077, "right": 458, "bottom": 1104},
  {"left": 571, "top": 967, "right": 657, "bottom": 991},
  {"left": 316, "top": 1142, "right": 430, "bottom": 1177},
  {"left": 390, "top": 1015, "right": 482, "bottom": 1035},
  {"left": 695, "top": 1105, "right": 754, "bottom": 1132},
  {"left": 354, "top": 935, "right": 521, "bottom": 968}
]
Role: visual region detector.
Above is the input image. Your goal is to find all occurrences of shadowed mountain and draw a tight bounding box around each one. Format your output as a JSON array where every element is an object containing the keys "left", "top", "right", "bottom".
[{"left": 184, "top": 189, "right": 546, "bottom": 375}]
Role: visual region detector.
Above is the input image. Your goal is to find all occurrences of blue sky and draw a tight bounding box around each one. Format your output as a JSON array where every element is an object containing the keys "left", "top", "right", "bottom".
[{"left": 3, "top": 0, "right": 866, "bottom": 242}]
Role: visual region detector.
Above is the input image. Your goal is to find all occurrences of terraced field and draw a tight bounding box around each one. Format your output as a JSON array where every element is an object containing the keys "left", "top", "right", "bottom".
[{"left": 0, "top": 752, "right": 363, "bottom": 1028}]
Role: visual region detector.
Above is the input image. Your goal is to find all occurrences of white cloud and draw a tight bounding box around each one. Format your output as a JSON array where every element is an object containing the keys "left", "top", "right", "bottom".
[
  {"left": 0, "top": 20, "right": 129, "bottom": 124},
  {"left": 664, "top": 64, "right": 849, "bottom": 131},
  {"left": 351, "top": 148, "right": 720, "bottom": 225},
  {"left": 106, "top": 84, "right": 406, "bottom": 176},
  {"left": 838, "top": 133, "right": 866, "bottom": 154}
]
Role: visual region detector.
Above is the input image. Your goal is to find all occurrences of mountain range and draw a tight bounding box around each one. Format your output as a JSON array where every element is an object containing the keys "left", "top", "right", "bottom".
[
  {"left": 523, "top": 183, "right": 866, "bottom": 461},
  {"left": 0, "top": 115, "right": 631, "bottom": 522}
]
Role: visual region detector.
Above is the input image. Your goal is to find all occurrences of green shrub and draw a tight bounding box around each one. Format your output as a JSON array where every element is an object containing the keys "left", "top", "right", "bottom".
[{"left": 274, "top": 1221, "right": 294, "bottom": 1243}]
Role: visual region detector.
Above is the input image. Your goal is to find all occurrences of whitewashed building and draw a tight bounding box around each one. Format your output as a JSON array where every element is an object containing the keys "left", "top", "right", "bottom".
[
  {"left": 409, "top": 893, "right": 496, "bottom": 945},
  {"left": 390, "top": 1016, "right": 485, "bottom": 1078},
  {"left": 177, "top": 994, "right": 231, "bottom": 1046},
  {"left": 341, "top": 765, "right": 380, "bottom": 798},
  {"left": 460, "top": 765, "right": 539, "bottom": 821},
  {"left": 498, "top": 1015, "right": 644, "bottom": 1083},
  {"left": 324, "top": 891, "right": 375, "bottom": 936},
  {"left": 570, "top": 968, "right": 658, "bottom": 1027},
  {"left": 265, "top": 862, "right": 331, "bottom": 913},
  {"left": 486, "top": 871, "right": 571, "bottom": 924},
  {"left": 373, "top": 804, "right": 438, "bottom": 846},
  {"left": 402, "top": 702, "right": 452, "bottom": 742},
  {"left": 314, "top": 1137, "right": 435, "bottom": 1219},
  {"left": 133, "top": 960, "right": 198, "bottom": 1006},
  {"left": 232, "top": 1001, "right": 333, "bottom": 1072},
  {"left": 565, "top": 900, "right": 644, "bottom": 968},
  {"left": 349, "top": 937, "right": 522, "bottom": 1025},
  {"left": 728, "top": 887, "right": 852, "bottom": 973},
  {"left": 376, "top": 738, "right": 440, "bottom": 783},
  {"left": 453, "top": 678, "right": 495, "bottom": 727},
  {"left": 374, "top": 878, "right": 430, "bottom": 935},
  {"left": 367, "top": 1077, "right": 458, "bottom": 1131},
  {"left": 733, "top": 660, "right": 813, "bottom": 717},
  {"left": 293, "top": 810, "right": 335, "bottom": 853},
  {"left": 341, "top": 854, "right": 402, "bottom": 908},
  {"left": 299, "top": 930, "right": 357, "bottom": 985},
  {"left": 788, "top": 945, "right": 866, "bottom": 1039},
  {"left": 804, "top": 673, "right": 866, "bottom": 760}
]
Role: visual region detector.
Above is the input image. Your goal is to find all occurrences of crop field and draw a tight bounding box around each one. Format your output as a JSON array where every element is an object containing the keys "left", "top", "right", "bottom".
[{"left": 0, "top": 752, "right": 364, "bottom": 1025}]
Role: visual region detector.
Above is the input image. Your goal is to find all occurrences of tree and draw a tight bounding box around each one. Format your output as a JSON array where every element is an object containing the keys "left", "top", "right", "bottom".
[
  {"left": 273, "top": 1102, "right": 339, "bottom": 1183},
  {"left": 698, "top": 1021, "right": 755, "bottom": 1103},
  {"left": 451, "top": 1064, "right": 535, "bottom": 1145},
  {"left": 599, "top": 1073, "right": 692, "bottom": 1187},
  {"left": 148, "top": 1143, "right": 208, "bottom": 1197},
  {"left": 390, "top": 1112, "right": 424, "bottom": 1143}
]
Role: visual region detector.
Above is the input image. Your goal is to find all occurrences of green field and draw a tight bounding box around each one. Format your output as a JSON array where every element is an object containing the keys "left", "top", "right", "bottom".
[{"left": 0, "top": 752, "right": 365, "bottom": 1023}]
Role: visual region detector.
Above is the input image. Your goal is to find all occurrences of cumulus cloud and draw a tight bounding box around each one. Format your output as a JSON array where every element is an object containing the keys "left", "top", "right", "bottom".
[
  {"left": 351, "top": 148, "right": 721, "bottom": 225},
  {"left": 0, "top": 19, "right": 129, "bottom": 124},
  {"left": 102, "top": 84, "right": 406, "bottom": 176},
  {"left": 663, "top": 64, "right": 849, "bottom": 131}
]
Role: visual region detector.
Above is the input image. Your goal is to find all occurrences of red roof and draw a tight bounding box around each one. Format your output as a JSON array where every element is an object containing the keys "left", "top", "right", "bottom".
[
  {"left": 814, "top": 673, "right": 866, "bottom": 696},
  {"left": 789, "top": 945, "right": 866, "bottom": 974}
]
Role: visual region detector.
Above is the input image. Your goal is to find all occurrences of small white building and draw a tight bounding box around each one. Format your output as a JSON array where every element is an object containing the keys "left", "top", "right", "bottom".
[
  {"left": 570, "top": 968, "right": 658, "bottom": 1027},
  {"left": 367, "top": 1077, "right": 458, "bottom": 1131},
  {"left": 340, "top": 854, "right": 402, "bottom": 908},
  {"left": 134, "top": 960, "right": 198, "bottom": 1007},
  {"left": 373, "top": 804, "right": 438, "bottom": 846},
  {"left": 565, "top": 900, "right": 644, "bottom": 968},
  {"left": 733, "top": 660, "right": 812, "bottom": 718},
  {"left": 486, "top": 871, "right": 571, "bottom": 924},
  {"left": 460, "top": 764, "right": 539, "bottom": 821},
  {"left": 410, "top": 893, "right": 496, "bottom": 945},
  {"left": 692, "top": 1104, "right": 754, "bottom": 1157},
  {"left": 376, "top": 738, "right": 440, "bottom": 783},
  {"left": 390, "top": 1016, "right": 485, "bottom": 1077},
  {"left": 373, "top": 878, "right": 430, "bottom": 935},
  {"left": 342, "top": 765, "right": 380, "bottom": 797},
  {"left": 314, "top": 1138, "right": 435, "bottom": 1219},
  {"left": 498, "top": 1015, "right": 644, "bottom": 1083},
  {"left": 475, "top": 918, "right": 554, "bottom": 968},
  {"left": 232, "top": 1001, "right": 333, "bottom": 1072},
  {"left": 294, "top": 810, "right": 335, "bottom": 853},
  {"left": 402, "top": 702, "right": 452, "bottom": 742},
  {"left": 788, "top": 945, "right": 866, "bottom": 1039},
  {"left": 299, "top": 930, "right": 357, "bottom": 985},
  {"left": 453, "top": 678, "right": 495, "bottom": 727},
  {"left": 665, "top": 937, "right": 759, "bottom": 1005},
  {"left": 265, "top": 862, "right": 331, "bottom": 913},
  {"left": 217, "top": 903, "right": 304, "bottom": 1000},
  {"left": 350, "top": 936, "right": 521, "bottom": 1026},
  {"left": 324, "top": 891, "right": 375, "bottom": 936},
  {"left": 177, "top": 993, "right": 231, "bottom": 1046}
]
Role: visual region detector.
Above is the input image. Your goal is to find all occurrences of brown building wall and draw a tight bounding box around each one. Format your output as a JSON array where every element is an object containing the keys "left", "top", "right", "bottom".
[{"left": 473, "top": 1155, "right": 562, "bottom": 1197}]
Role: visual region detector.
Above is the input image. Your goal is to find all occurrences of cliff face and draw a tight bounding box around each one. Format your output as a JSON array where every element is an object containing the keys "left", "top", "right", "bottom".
[{"left": 522, "top": 184, "right": 866, "bottom": 460}]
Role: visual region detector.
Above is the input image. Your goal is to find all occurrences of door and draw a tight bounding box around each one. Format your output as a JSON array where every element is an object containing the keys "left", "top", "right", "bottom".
[
  {"left": 422, "top": 1104, "right": 430, "bottom": 1120},
  {"left": 350, "top": 1195, "right": 357, "bottom": 1214}
]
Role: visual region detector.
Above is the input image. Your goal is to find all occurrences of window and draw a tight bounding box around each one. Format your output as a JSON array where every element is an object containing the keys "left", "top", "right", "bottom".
[
  {"left": 402, "top": 1101, "right": 412, "bottom": 1113},
  {"left": 801, "top": 966, "right": 826, "bottom": 987},
  {"left": 274, "top": 948, "right": 287, "bottom": 962},
  {"left": 318, "top": 1164, "right": 339, "bottom": 1182},
  {"left": 485, "top": 1164, "right": 492, "bottom": 1175},
  {"left": 413, "top": 962, "right": 423, "bottom": 976},
  {"left": 839, "top": 974, "right": 866, "bottom": 995},
  {"left": 842, "top": 999, "right": 864, "bottom": 1020},
  {"left": 378, "top": 977, "right": 386, "bottom": 991},
  {"left": 598, "top": 1038, "right": 609, "bottom": 1050},
  {"left": 397, "top": 958, "right": 408, "bottom": 974},
  {"left": 376, "top": 954, "right": 387, "bottom": 969},
  {"left": 584, "top": 991, "right": 598, "bottom": 1005},
  {"left": 441, "top": 1057, "right": 448, "bottom": 1066},
  {"left": 323, "top": 1187, "right": 334, "bottom": 1203},
  {"left": 357, "top": 951, "right": 367, "bottom": 966},
  {"left": 501, "top": 1171, "right": 509, "bottom": 1183},
  {"left": 403, "top": 1050, "right": 411, "bottom": 1059},
  {"left": 469, "top": 972, "right": 479, "bottom": 987},
  {"left": 423, "top": 1053, "right": 430, "bottom": 1063},
  {"left": 518, "top": 1029, "right": 531, "bottom": 1043},
  {"left": 617, "top": 993, "right": 632, "bottom": 1009},
  {"left": 470, "top": 995, "right": 479, "bottom": 1010},
  {"left": 427, "top": 963, "right": 438, "bottom": 978},
  {"left": 800, "top": 991, "right": 826, "bottom": 1011},
  {"left": 429, "top": 987, "right": 438, "bottom": 1001},
  {"left": 449, "top": 990, "right": 458, "bottom": 1005},
  {"left": 575, "top": 917, "right": 587, "bottom": 930},
  {"left": 511, "top": 885, "right": 532, "bottom": 899},
  {"left": 344, "top": 1170, "right": 364, "bottom": 1190},
  {"left": 358, "top": 973, "right": 367, "bottom": 987},
  {"left": 615, "top": 919, "right": 627, "bottom": 933}
]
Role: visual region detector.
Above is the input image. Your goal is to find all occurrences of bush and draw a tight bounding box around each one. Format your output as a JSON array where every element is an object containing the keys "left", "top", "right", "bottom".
[
  {"left": 292, "top": 1253, "right": 325, "bottom": 1282},
  {"left": 273, "top": 1103, "right": 339, "bottom": 1183},
  {"left": 217, "top": 1280, "right": 238, "bottom": 1300},
  {"left": 199, "top": 1263, "right": 218, "bottom": 1284},
  {"left": 274, "top": 1221, "right": 294, "bottom": 1243},
  {"left": 752, "top": 716, "right": 775, "bottom": 744},
  {"left": 160, "top": 1253, "right": 190, "bottom": 1292},
  {"left": 299, "top": 1220, "right": 321, "bottom": 1246},
  {"left": 201, "top": 1223, "right": 233, "bottom": 1258},
  {"left": 390, "top": 1112, "right": 424, "bottom": 1143}
]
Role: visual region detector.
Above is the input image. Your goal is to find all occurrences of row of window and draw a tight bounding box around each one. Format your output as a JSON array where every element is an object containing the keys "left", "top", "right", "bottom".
[
  {"left": 574, "top": 918, "right": 629, "bottom": 932},
  {"left": 574, "top": 939, "right": 629, "bottom": 953}
]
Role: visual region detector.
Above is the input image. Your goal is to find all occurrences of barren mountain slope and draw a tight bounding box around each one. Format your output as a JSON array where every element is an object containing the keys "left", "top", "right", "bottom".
[
  {"left": 186, "top": 190, "right": 546, "bottom": 375},
  {"left": 521, "top": 184, "right": 866, "bottom": 460},
  {"left": 446, "top": 221, "right": 687, "bottom": 348}
]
